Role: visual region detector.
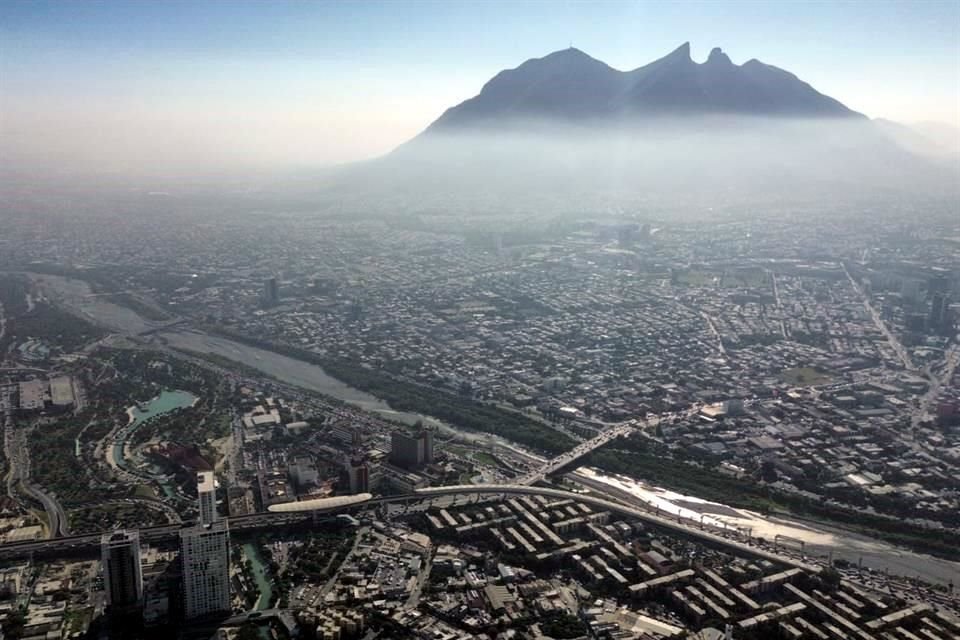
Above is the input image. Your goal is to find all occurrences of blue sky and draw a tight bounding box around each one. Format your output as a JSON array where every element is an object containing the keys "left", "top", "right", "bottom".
[{"left": 2, "top": 0, "right": 958, "bottom": 172}]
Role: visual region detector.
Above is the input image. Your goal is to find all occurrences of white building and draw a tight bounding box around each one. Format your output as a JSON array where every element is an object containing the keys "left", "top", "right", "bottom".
[
  {"left": 180, "top": 521, "right": 230, "bottom": 620},
  {"left": 197, "top": 471, "right": 217, "bottom": 526}
]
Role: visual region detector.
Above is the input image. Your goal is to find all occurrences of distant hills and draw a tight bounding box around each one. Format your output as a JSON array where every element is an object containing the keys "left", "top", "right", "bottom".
[
  {"left": 874, "top": 119, "right": 960, "bottom": 160},
  {"left": 424, "top": 44, "right": 861, "bottom": 133}
]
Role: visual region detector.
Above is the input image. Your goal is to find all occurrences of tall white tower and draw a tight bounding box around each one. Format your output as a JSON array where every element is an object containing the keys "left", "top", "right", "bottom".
[
  {"left": 197, "top": 471, "right": 217, "bottom": 526},
  {"left": 180, "top": 520, "right": 231, "bottom": 620}
]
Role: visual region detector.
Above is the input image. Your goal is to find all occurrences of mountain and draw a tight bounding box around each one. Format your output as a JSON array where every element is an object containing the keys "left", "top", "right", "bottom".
[
  {"left": 425, "top": 44, "right": 862, "bottom": 133},
  {"left": 315, "top": 44, "right": 957, "bottom": 212}
]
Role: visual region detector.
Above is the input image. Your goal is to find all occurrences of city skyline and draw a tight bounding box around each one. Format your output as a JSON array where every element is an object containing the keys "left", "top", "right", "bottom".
[{"left": 0, "top": 3, "right": 958, "bottom": 637}]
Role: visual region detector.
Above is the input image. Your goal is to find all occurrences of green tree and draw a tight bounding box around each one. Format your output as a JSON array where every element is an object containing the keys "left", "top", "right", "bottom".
[{"left": 236, "top": 622, "right": 261, "bottom": 640}]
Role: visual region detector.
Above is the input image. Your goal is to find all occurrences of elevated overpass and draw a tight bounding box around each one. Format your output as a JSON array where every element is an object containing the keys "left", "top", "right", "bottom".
[
  {"left": 279, "top": 484, "right": 819, "bottom": 572},
  {"left": 0, "top": 483, "right": 820, "bottom": 574},
  {"left": 514, "top": 422, "right": 637, "bottom": 485},
  {"left": 136, "top": 318, "right": 190, "bottom": 337},
  {"left": 410, "top": 484, "right": 820, "bottom": 573},
  {"left": 515, "top": 405, "right": 704, "bottom": 485}
]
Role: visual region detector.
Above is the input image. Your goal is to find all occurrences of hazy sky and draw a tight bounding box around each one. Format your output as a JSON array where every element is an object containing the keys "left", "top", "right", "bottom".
[{"left": 2, "top": 0, "right": 958, "bottom": 176}]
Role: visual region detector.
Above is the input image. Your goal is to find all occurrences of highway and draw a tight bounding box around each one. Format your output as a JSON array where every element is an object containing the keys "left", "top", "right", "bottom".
[
  {"left": 0, "top": 483, "right": 822, "bottom": 576},
  {"left": 842, "top": 262, "right": 916, "bottom": 371},
  {"left": 770, "top": 270, "right": 789, "bottom": 339},
  {"left": 413, "top": 484, "right": 822, "bottom": 573},
  {"left": 0, "top": 511, "right": 312, "bottom": 561},
  {"left": 515, "top": 404, "right": 705, "bottom": 485},
  {"left": 912, "top": 343, "right": 960, "bottom": 431},
  {"left": 2, "top": 392, "right": 69, "bottom": 537},
  {"left": 701, "top": 311, "right": 727, "bottom": 356},
  {"left": 514, "top": 422, "right": 637, "bottom": 485}
]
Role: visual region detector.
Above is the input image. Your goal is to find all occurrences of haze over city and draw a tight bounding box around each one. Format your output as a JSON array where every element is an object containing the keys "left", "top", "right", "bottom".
[
  {"left": 1, "top": 2, "right": 960, "bottom": 640},
  {"left": 1, "top": 0, "right": 958, "bottom": 177}
]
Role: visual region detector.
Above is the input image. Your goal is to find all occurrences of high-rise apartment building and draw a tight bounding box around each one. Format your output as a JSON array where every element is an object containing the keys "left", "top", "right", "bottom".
[
  {"left": 345, "top": 458, "right": 369, "bottom": 494},
  {"left": 390, "top": 428, "right": 435, "bottom": 469},
  {"left": 180, "top": 521, "right": 231, "bottom": 620},
  {"left": 197, "top": 471, "right": 217, "bottom": 526},
  {"left": 422, "top": 428, "right": 434, "bottom": 464},
  {"left": 391, "top": 431, "right": 423, "bottom": 469},
  {"left": 930, "top": 293, "right": 950, "bottom": 332},
  {"left": 102, "top": 530, "right": 143, "bottom": 609},
  {"left": 263, "top": 277, "right": 280, "bottom": 306}
]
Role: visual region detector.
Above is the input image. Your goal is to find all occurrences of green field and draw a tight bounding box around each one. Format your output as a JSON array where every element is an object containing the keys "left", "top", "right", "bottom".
[
  {"left": 781, "top": 367, "right": 832, "bottom": 386},
  {"left": 446, "top": 445, "right": 469, "bottom": 457},
  {"left": 674, "top": 269, "right": 769, "bottom": 289},
  {"left": 471, "top": 451, "right": 499, "bottom": 467},
  {"left": 722, "top": 269, "right": 769, "bottom": 288},
  {"left": 134, "top": 484, "right": 157, "bottom": 498},
  {"left": 674, "top": 270, "right": 722, "bottom": 287}
]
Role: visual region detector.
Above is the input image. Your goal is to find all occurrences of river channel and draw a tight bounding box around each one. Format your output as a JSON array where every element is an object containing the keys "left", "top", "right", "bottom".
[
  {"left": 30, "top": 272, "right": 960, "bottom": 586},
  {"left": 243, "top": 543, "right": 274, "bottom": 611},
  {"left": 574, "top": 467, "right": 960, "bottom": 586}
]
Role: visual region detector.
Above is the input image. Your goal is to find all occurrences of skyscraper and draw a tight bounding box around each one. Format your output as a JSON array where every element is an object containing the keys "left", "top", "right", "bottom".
[
  {"left": 263, "top": 277, "right": 280, "bottom": 306},
  {"left": 901, "top": 278, "right": 922, "bottom": 305},
  {"left": 930, "top": 293, "right": 950, "bottom": 332},
  {"left": 345, "top": 458, "right": 369, "bottom": 494},
  {"left": 197, "top": 471, "right": 217, "bottom": 526},
  {"left": 390, "top": 431, "right": 424, "bottom": 469},
  {"left": 180, "top": 521, "right": 231, "bottom": 620},
  {"left": 102, "top": 530, "right": 143, "bottom": 609},
  {"left": 389, "top": 428, "right": 436, "bottom": 469},
  {"left": 422, "top": 428, "right": 435, "bottom": 464},
  {"left": 929, "top": 274, "right": 950, "bottom": 296}
]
